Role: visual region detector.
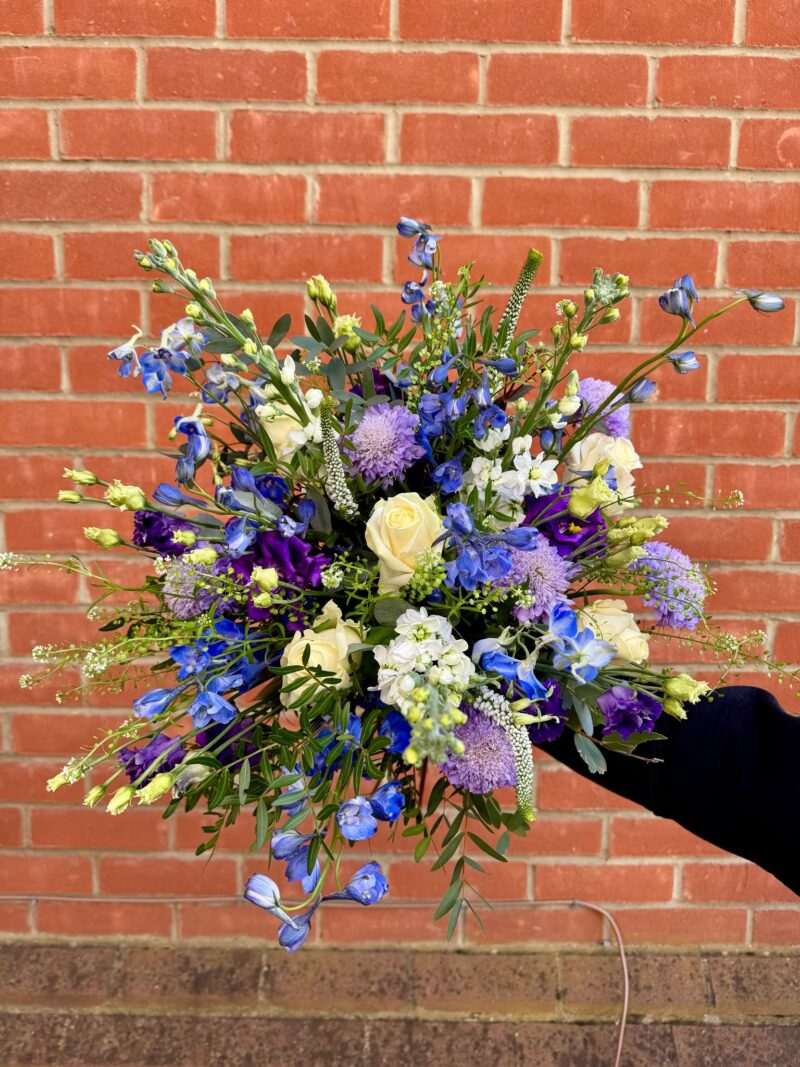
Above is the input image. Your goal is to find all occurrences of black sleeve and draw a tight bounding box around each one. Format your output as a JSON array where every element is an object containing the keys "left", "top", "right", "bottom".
[{"left": 536, "top": 685, "right": 800, "bottom": 898}]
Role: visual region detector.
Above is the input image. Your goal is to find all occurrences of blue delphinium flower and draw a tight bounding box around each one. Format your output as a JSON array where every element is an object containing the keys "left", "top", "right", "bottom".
[
  {"left": 401, "top": 279, "right": 437, "bottom": 323},
  {"left": 659, "top": 274, "right": 698, "bottom": 326},
  {"left": 369, "top": 781, "right": 405, "bottom": 822},
  {"left": 152, "top": 482, "right": 209, "bottom": 509},
  {"left": 396, "top": 216, "right": 441, "bottom": 270},
  {"left": 310, "top": 712, "right": 362, "bottom": 778},
  {"left": 526, "top": 681, "right": 569, "bottom": 744},
  {"left": 202, "top": 364, "right": 239, "bottom": 404},
  {"left": 597, "top": 686, "right": 662, "bottom": 740},
  {"left": 741, "top": 289, "right": 785, "bottom": 314},
  {"left": 337, "top": 796, "right": 378, "bottom": 841},
  {"left": 174, "top": 416, "right": 211, "bottom": 485},
  {"left": 244, "top": 873, "right": 296, "bottom": 927},
  {"left": 547, "top": 604, "right": 616, "bottom": 684},
  {"left": 186, "top": 690, "right": 236, "bottom": 729},
  {"left": 381, "top": 709, "right": 411, "bottom": 754},
  {"left": 277, "top": 904, "right": 318, "bottom": 951},
  {"left": 472, "top": 640, "right": 549, "bottom": 701},
  {"left": 666, "top": 351, "right": 700, "bottom": 375},
  {"left": 623, "top": 378, "right": 657, "bottom": 403},
  {"left": 324, "top": 862, "right": 388, "bottom": 906},
  {"left": 272, "top": 830, "right": 320, "bottom": 894},
  {"left": 133, "top": 686, "right": 181, "bottom": 719},
  {"left": 432, "top": 451, "right": 464, "bottom": 494}
]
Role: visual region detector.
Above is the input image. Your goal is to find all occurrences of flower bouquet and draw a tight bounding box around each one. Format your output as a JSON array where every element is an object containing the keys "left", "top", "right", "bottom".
[{"left": 7, "top": 219, "right": 791, "bottom": 949}]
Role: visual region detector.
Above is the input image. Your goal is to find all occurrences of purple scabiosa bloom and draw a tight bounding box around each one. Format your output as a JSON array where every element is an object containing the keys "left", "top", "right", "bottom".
[
  {"left": 132, "top": 510, "right": 194, "bottom": 556},
  {"left": 597, "top": 686, "right": 662, "bottom": 741},
  {"left": 504, "top": 540, "right": 575, "bottom": 624},
  {"left": 523, "top": 487, "right": 606, "bottom": 560},
  {"left": 119, "top": 733, "right": 185, "bottom": 786},
  {"left": 348, "top": 404, "right": 425, "bottom": 488},
  {"left": 630, "top": 540, "right": 707, "bottom": 631},
  {"left": 527, "top": 681, "right": 568, "bottom": 744},
  {"left": 440, "top": 705, "right": 516, "bottom": 794},
  {"left": 578, "top": 377, "right": 631, "bottom": 438},
  {"left": 163, "top": 558, "right": 218, "bottom": 620}
]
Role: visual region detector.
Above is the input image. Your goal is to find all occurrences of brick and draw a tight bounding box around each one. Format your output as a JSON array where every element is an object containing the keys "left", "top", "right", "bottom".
[
  {"left": 717, "top": 354, "right": 800, "bottom": 401},
  {"left": 0, "top": 234, "right": 54, "bottom": 280},
  {"left": 656, "top": 515, "right": 774, "bottom": 562},
  {"left": 37, "top": 899, "right": 173, "bottom": 937},
  {"left": 399, "top": 0, "right": 562, "bottom": 41},
  {"left": 54, "top": 0, "right": 216, "bottom": 36},
  {"left": 488, "top": 53, "right": 648, "bottom": 106},
  {"left": 657, "top": 54, "right": 800, "bottom": 110},
  {"left": 752, "top": 909, "right": 800, "bottom": 944},
  {"left": 30, "top": 807, "right": 170, "bottom": 850},
  {"left": 321, "top": 904, "right": 445, "bottom": 943},
  {"left": 395, "top": 234, "right": 553, "bottom": 286},
  {"left": 60, "top": 108, "right": 217, "bottom": 161},
  {"left": 266, "top": 950, "right": 414, "bottom": 1014},
  {"left": 229, "top": 111, "right": 385, "bottom": 164},
  {"left": 560, "top": 237, "right": 717, "bottom": 289},
  {"left": 317, "top": 174, "right": 471, "bottom": 226},
  {"left": 560, "top": 952, "right": 709, "bottom": 1016},
  {"left": 64, "top": 231, "right": 220, "bottom": 281},
  {"left": 0, "top": 287, "right": 140, "bottom": 337},
  {"left": 727, "top": 240, "right": 800, "bottom": 289},
  {"left": 0, "top": 665, "right": 80, "bottom": 705},
  {"left": 147, "top": 47, "right": 306, "bottom": 101},
  {"left": 514, "top": 817, "right": 602, "bottom": 857},
  {"left": 0, "top": 564, "right": 78, "bottom": 604},
  {"left": 0, "top": 46, "right": 136, "bottom": 99},
  {"left": 98, "top": 855, "right": 238, "bottom": 896},
  {"left": 714, "top": 464, "right": 800, "bottom": 511},
  {"left": 648, "top": 617, "right": 768, "bottom": 666},
  {"left": 639, "top": 294, "right": 796, "bottom": 347},
  {"left": 537, "top": 767, "right": 643, "bottom": 812},
  {"left": 682, "top": 862, "right": 797, "bottom": 903},
  {"left": 536, "top": 863, "right": 675, "bottom": 903},
  {"left": 634, "top": 409, "right": 786, "bottom": 458},
  {"left": 151, "top": 173, "right": 306, "bottom": 224},
  {"left": 616, "top": 907, "right": 747, "bottom": 945},
  {"left": 0, "top": 108, "right": 50, "bottom": 159},
  {"left": 0, "top": 901, "right": 30, "bottom": 934},
  {"left": 609, "top": 818, "right": 727, "bottom": 858},
  {"left": 774, "top": 622, "right": 800, "bottom": 663},
  {"left": 573, "top": 0, "right": 735, "bottom": 44},
  {"left": 226, "top": 0, "right": 389, "bottom": 39},
  {"left": 413, "top": 952, "right": 557, "bottom": 1015},
  {"left": 709, "top": 955, "right": 800, "bottom": 1016},
  {"left": 650, "top": 180, "right": 800, "bottom": 234},
  {"left": 318, "top": 51, "right": 478, "bottom": 104},
  {"left": 0, "top": 808, "right": 22, "bottom": 847},
  {"left": 462, "top": 904, "right": 603, "bottom": 944},
  {"left": 0, "top": 453, "right": 67, "bottom": 500},
  {"left": 0, "top": 853, "right": 93, "bottom": 894},
  {"left": 780, "top": 520, "right": 800, "bottom": 562},
  {"left": 8, "top": 611, "right": 99, "bottom": 655},
  {"left": 746, "top": 0, "right": 800, "bottom": 46},
  {"left": 711, "top": 567, "right": 800, "bottom": 613},
  {"left": 0, "top": 759, "right": 66, "bottom": 804},
  {"left": 149, "top": 290, "right": 305, "bottom": 348},
  {"left": 483, "top": 178, "right": 639, "bottom": 228},
  {"left": 231, "top": 233, "right": 382, "bottom": 283},
  {"left": 0, "top": 402, "right": 146, "bottom": 447},
  {"left": 571, "top": 116, "right": 730, "bottom": 169},
  {"left": 400, "top": 113, "right": 558, "bottom": 165},
  {"left": 389, "top": 859, "right": 528, "bottom": 901},
  {"left": 11, "top": 712, "right": 122, "bottom": 755},
  {"left": 179, "top": 899, "right": 291, "bottom": 940},
  {"left": 0, "top": 2, "right": 43, "bottom": 34},
  {"left": 0, "top": 171, "right": 141, "bottom": 221},
  {"left": 738, "top": 119, "right": 800, "bottom": 171}
]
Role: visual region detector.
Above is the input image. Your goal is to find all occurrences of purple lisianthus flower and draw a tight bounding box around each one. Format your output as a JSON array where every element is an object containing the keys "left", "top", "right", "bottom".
[
  {"left": 119, "top": 733, "right": 185, "bottom": 786},
  {"left": 578, "top": 377, "right": 631, "bottom": 438},
  {"left": 230, "top": 531, "right": 328, "bottom": 629},
  {"left": 195, "top": 717, "right": 259, "bottom": 770},
  {"left": 527, "top": 681, "right": 569, "bottom": 744},
  {"left": 504, "top": 540, "right": 576, "bottom": 624},
  {"left": 440, "top": 705, "right": 517, "bottom": 794},
  {"left": 630, "top": 540, "right": 707, "bottom": 631},
  {"left": 523, "top": 487, "right": 606, "bottom": 560},
  {"left": 132, "top": 510, "right": 195, "bottom": 556},
  {"left": 597, "top": 686, "right": 663, "bottom": 741},
  {"left": 348, "top": 404, "right": 425, "bottom": 488}
]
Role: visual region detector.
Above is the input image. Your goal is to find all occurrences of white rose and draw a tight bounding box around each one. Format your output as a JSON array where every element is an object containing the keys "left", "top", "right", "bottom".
[
  {"left": 256, "top": 398, "right": 321, "bottom": 459},
  {"left": 365, "top": 492, "right": 444, "bottom": 591},
  {"left": 566, "top": 433, "right": 642, "bottom": 512},
  {"left": 280, "top": 600, "right": 362, "bottom": 707},
  {"left": 580, "top": 598, "right": 650, "bottom": 665}
]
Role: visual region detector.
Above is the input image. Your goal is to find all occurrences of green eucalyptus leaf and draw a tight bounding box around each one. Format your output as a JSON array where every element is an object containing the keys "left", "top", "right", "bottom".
[{"left": 574, "top": 733, "right": 607, "bottom": 775}]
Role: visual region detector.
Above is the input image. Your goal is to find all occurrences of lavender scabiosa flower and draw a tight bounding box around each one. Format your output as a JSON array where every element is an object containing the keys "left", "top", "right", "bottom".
[
  {"left": 630, "top": 540, "right": 707, "bottom": 630},
  {"left": 597, "top": 686, "right": 662, "bottom": 740},
  {"left": 440, "top": 704, "right": 516, "bottom": 794},
  {"left": 578, "top": 377, "right": 631, "bottom": 438},
  {"left": 504, "top": 538, "right": 575, "bottom": 624},
  {"left": 348, "top": 404, "right": 425, "bottom": 488}
]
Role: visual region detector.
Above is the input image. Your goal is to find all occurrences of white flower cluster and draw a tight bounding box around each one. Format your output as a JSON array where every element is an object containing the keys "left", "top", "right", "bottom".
[
  {"left": 372, "top": 607, "right": 475, "bottom": 764},
  {"left": 464, "top": 436, "right": 559, "bottom": 506}
]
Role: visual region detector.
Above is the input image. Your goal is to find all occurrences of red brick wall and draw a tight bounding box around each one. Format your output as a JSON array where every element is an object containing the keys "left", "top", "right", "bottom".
[{"left": 1, "top": 1, "right": 799, "bottom": 948}]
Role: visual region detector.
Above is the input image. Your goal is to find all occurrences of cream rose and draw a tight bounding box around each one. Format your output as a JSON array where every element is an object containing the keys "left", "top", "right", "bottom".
[
  {"left": 280, "top": 600, "right": 362, "bottom": 707},
  {"left": 256, "top": 394, "right": 321, "bottom": 460},
  {"left": 580, "top": 598, "right": 650, "bottom": 665},
  {"left": 566, "top": 433, "right": 642, "bottom": 512},
  {"left": 365, "top": 492, "right": 444, "bottom": 591}
]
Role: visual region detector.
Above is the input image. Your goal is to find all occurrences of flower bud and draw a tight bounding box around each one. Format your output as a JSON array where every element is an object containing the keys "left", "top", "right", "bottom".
[
  {"left": 152, "top": 279, "right": 173, "bottom": 294},
  {"left": 83, "top": 785, "right": 106, "bottom": 807},
  {"left": 136, "top": 772, "right": 176, "bottom": 805},
  {"left": 63, "top": 468, "right": 97, "bottom": 485},
  {"left": 562, "top": 300, "right": 578, "bottom": 318},
  {"left": 58, "top": 490, "right": 82, "bottom": 503},
  {"left": 551, "top": 323, "right": 564, "bottom": 339},
  {"left": 46, "top": 772, "right": 68, "bottom": 792},
  {"left": 600, "top": 307, "right": 620, "bottom": 323},
  {"left": 252, "top": 591, "right": 274, "bottom": 609},
  {"left": 107, "top": 784, "right": 136, "bottom": 815},
  {"left": 252, "top": 565, "right": 279, "bottom": 592},
  {"left": 137, "top": 255, "right": 153, "bottom": 271},
  {"left": 663, "top": 673, "right": 710, "bottom": 705},
  {"left": 104, "top": 481, "right": 146, "bottom": 511},
  {"left": 171, "top": 529, "right": 197, "bottom": 547},
  {"left": 240, "top": 308, "right": 255, "bottom": 326},
  {"left": 564, "top": 369, "right": 580, "bottom": 397},
  {"left": 583, "top": 288, "right": 595, "bottom": 304},
  {"left": 149, "top": 239, "right": 168, "bottom": 258},
  {"left": 569, "top": 477, "right": 616, "bottom": 519},
  {"left": 198, "top": 278, "right": 215, "bottom": 295},
  {"left": 540, "top": 367, "right": 553, "bottom": 385},
  {"left": 84, "top": 527, "right": 122, "bottom": 549},
  {"left": 242, "top": 339, "right": 257, "bottom": 356},
  {"left": 185, "top": 546, "right": 218, "bottom": 566},
  {"left": 403, "top": 745, "right": 421, "bottom": 766},
  {"left": 613, "top": 273, "right": 629, "bottom": 287},
  {"left": 743, "top": 290, "right": 785, "bottom": 314},
  {"left": 569, "top": 333, "right": 588, "bottom": 350},
  {"left": 307, "top": 274, "right": 337, "bottom": 313},
  {"left": 185, "top": 302, "right": 203, "bottom": 320},
  {"left": 663, "top": 698, "right": 687, "bottom": 720},
  {"left": 557, "top": 395, "right": 581, "bottom": 417}
]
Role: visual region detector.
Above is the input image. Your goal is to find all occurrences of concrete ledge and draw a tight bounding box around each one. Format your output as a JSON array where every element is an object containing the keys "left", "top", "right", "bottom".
[{"left": 1, "top": 941, "right": 799, "bottom": 1066}]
